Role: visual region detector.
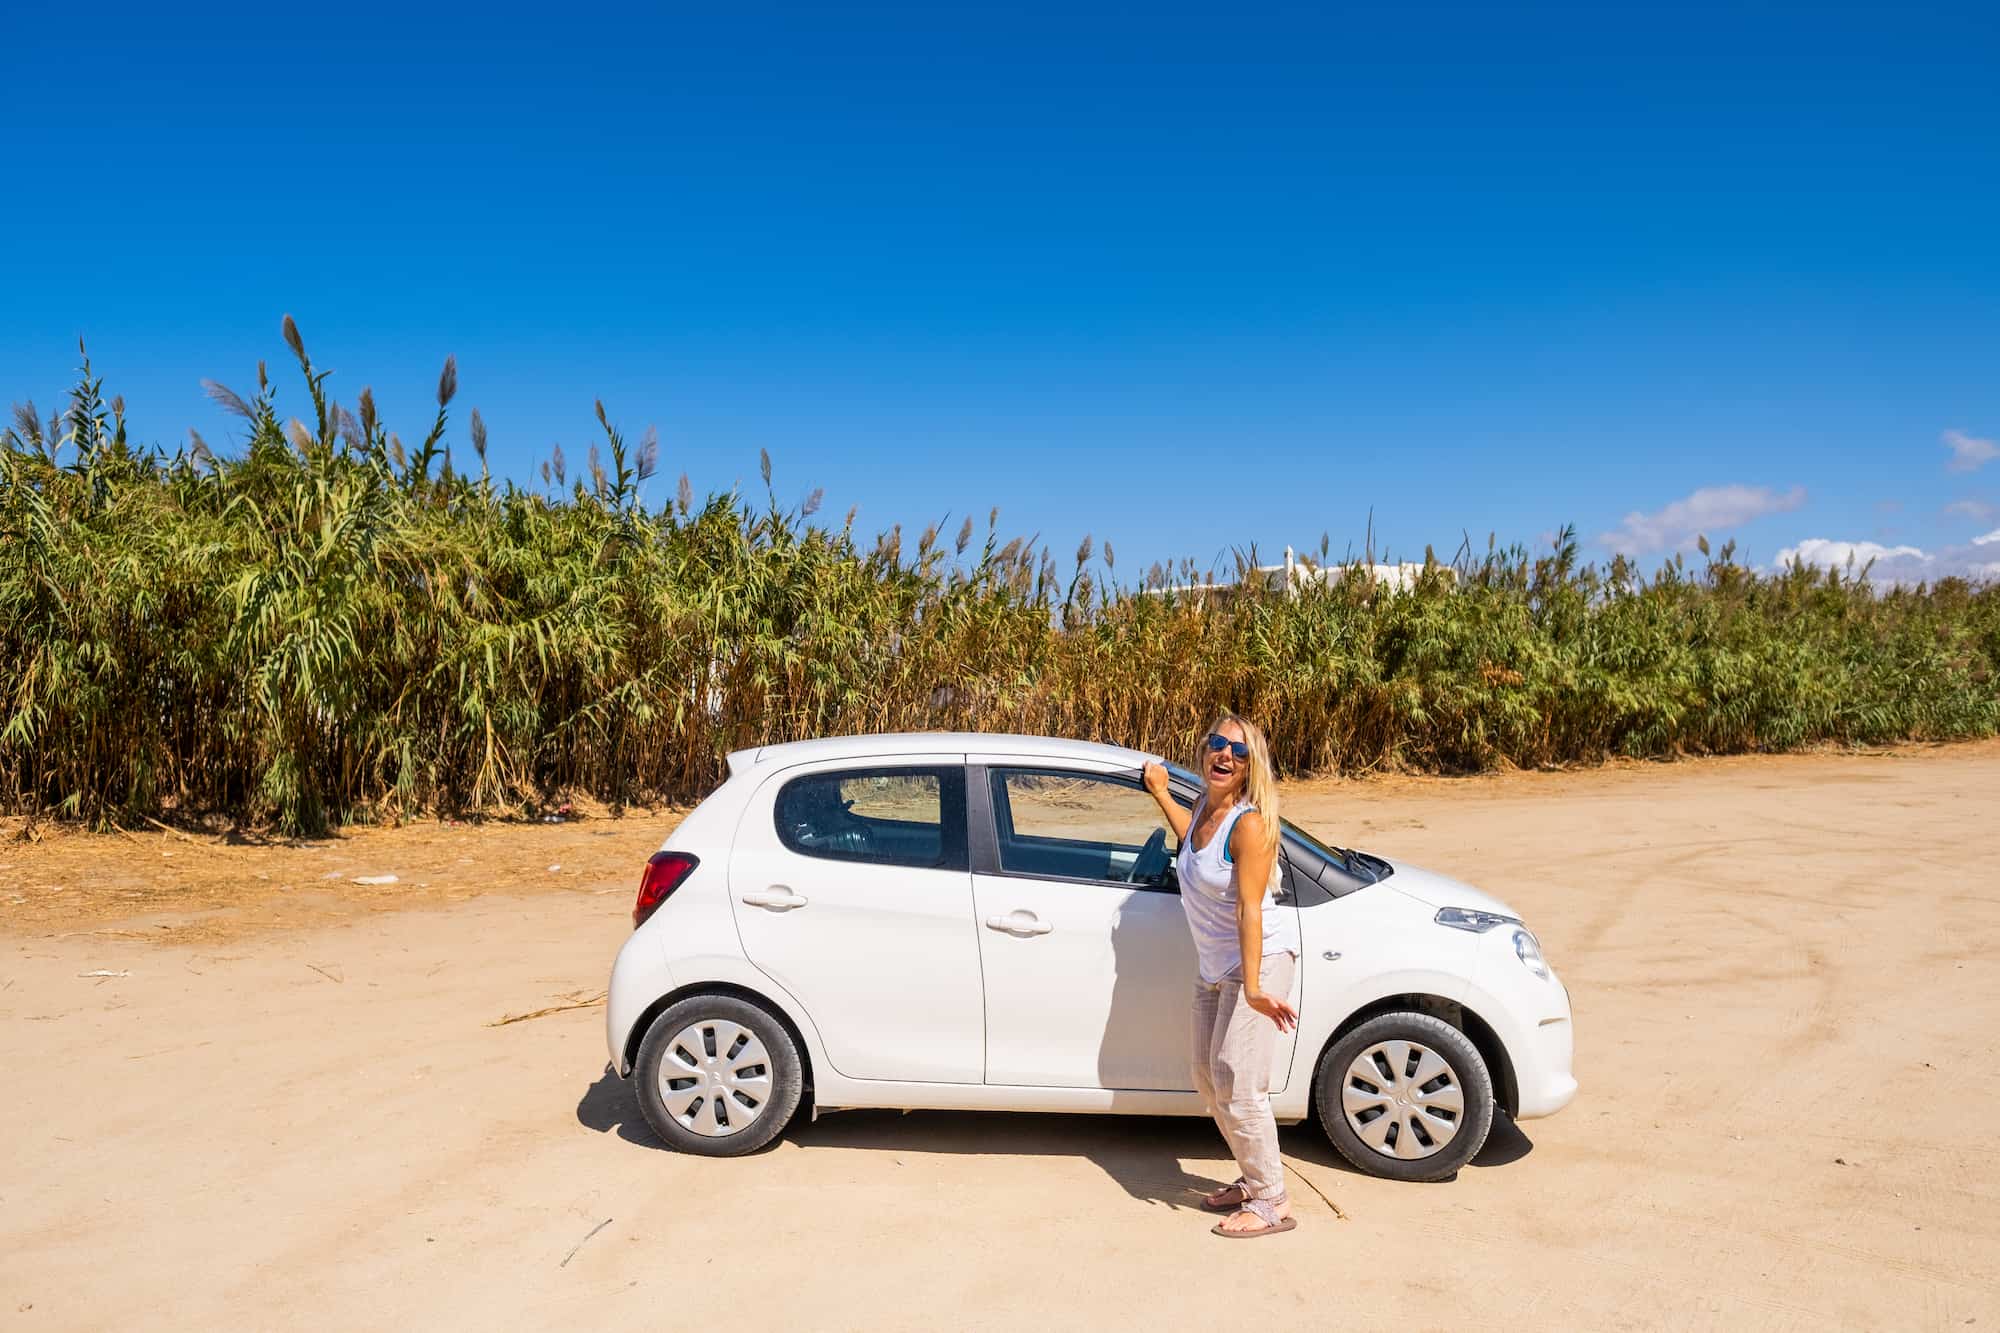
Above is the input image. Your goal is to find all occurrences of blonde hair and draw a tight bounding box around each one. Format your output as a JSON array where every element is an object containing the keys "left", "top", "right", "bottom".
[{"left": 1203, "top": 711, "right": 1281, "bottom": 868}]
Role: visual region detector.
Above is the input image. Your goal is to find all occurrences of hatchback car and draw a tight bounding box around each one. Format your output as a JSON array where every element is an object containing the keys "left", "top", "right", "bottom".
[{"left": 605, "top": 733, "right": 1576, "bottom": 1181}]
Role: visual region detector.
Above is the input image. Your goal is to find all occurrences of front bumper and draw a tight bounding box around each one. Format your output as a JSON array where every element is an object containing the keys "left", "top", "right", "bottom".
[
  {"left": 1515, "top": 1001, "right": 1578, "bottom": 1119},
  {"left": 1467, "top": 939, "right": 1577, "bottom": 1121}
]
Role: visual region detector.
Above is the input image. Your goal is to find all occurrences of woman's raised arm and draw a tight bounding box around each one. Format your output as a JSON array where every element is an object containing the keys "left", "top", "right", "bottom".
[{"left": 1141, "top": 761, "right": 1193, "bottom": 840}]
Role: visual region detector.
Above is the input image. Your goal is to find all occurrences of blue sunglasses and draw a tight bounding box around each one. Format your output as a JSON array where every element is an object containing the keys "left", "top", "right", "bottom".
[{"left": 1204, "top": 733, "right": 1250, "bottom": 760}]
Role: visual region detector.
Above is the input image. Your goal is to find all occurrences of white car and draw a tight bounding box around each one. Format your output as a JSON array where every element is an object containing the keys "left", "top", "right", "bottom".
[{"left": 605, "top": 733, "right": 1576, "bottom": 1181}]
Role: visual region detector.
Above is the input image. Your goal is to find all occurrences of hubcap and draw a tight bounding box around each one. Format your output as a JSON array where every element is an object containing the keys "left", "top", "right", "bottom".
[
  {"left": 1341, "top": 1039, "right": 1465, "bottom": 1160},
  {"left": 657, "top": 1019, "right": 774, "bottom": 1137}
]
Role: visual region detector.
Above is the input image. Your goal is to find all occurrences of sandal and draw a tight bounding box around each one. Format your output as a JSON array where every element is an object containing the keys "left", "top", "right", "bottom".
[
  {"left": 1199, "top": 1179, "right": 1249, "bottom": 1213},
  {"left": 1211, "top": 1194, "right": 1298, "bottom": 1239}
]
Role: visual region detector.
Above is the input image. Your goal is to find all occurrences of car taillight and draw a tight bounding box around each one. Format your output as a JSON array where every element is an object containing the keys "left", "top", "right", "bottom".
[{"left": 633, "top": 851, "right": 699, "bottom": 928}]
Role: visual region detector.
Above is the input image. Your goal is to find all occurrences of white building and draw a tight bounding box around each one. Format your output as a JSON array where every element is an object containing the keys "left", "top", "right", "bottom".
[{"left": 1145, "top": 546, "right": 1453, "bottom": 599}]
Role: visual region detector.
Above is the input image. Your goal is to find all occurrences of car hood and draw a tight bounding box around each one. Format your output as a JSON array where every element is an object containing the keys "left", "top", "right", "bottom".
[{"left": 1380, "top": 858, "right": 1523, "bottom": 920}]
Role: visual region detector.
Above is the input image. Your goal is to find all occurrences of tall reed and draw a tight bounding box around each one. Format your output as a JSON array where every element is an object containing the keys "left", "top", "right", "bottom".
[{"left": 4, "top": 326, "right": 1995, "bottom": 833}]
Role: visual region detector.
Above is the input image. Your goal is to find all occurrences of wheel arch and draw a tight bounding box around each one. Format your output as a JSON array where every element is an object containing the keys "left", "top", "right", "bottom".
[
  {"left": 1315, "top": 992, "right": 1519, "bottom": 1118},
  {"left": 625, "top": 981, "right": 818, "bottom": 1114}
]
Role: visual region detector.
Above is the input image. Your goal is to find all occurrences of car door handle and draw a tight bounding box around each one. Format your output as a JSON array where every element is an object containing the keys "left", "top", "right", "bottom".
[
  {"left": 741, "top": 888, "right": 809, "bottom": 911},
  {"left": 985, "top": 910, "right": 1052, "bottom": 937}
]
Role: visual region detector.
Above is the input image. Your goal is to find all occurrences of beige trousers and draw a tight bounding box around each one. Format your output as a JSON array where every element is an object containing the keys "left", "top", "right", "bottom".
[{"left": 1189, "top": 950, "right": 1298, "bottom": 1203}]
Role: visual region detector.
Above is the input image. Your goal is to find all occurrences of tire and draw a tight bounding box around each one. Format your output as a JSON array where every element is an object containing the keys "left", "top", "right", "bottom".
[
  {"left": 1314, "top": 1011, "right": 1496, "bottom": 1183},
  {"left": 634, "top": 994, "right": 805, "bottom": 1157}
]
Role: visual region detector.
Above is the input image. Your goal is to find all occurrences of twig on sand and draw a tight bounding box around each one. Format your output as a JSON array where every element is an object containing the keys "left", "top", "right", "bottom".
[
  {"left": 129, "top": 1040, "right": 213, "bottom": 1061},
  {"left": 1280, "top": 1155, "right": 1348, "bottom": 1220},
  {"left": 307, "top": 963, "right": 344, "bottom": 984},
  {"left": 560, "top": 1217, "right": 612, "bottom": 1269},
  {"left": 487, "top": 990, "right": 608, "bottom": 1027},
  {"left": 143, "top": 817, "right": 239, "bottom": 851}
]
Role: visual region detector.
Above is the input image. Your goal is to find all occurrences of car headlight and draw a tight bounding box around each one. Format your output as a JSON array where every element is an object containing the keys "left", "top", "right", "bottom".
[
  {"left": 1435, "top": 906, "right": 1519, "bottom": 933},
  {"left": 1513, "top": 928, "right": 1550, "bottom": 980}
]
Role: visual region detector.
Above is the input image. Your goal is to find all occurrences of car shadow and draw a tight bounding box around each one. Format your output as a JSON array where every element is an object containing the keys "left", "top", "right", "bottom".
[
  {"left": 794, "top": 1109, "right": 1236, "bottom": 1211},
  {"left": 1470, "top": 1114, "right": 1536, "bottom": 1167},
  {"left": 576, "top": 1065, "right": 666, "bottom": 1149},
  {"left": 577, "top": 1066, "right": 1535, "bottom": 1202},
  {"left": 578, "top": 1066, "right": 1234, "bottom": 1208}
]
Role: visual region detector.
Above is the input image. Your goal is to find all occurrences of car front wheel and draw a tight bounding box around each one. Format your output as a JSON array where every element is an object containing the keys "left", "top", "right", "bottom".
[
  {"left": 634, "top": 994, "right": 805, "bottom": 1156},
  {"left": 1314, "top": 1011, "right": 1496, "bottom": 1182}
]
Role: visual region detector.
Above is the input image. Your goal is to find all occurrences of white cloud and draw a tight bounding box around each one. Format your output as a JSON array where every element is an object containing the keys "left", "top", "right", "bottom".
[
  {"left": 1944, "top": 429, "right": 1999, "bottom": 473},
  {"left": 1944, "top": 498, "right": 1997, "bottom": 521},
  {"left": 1775, "top": 538, "right": 1929, "bottom": 570},
  {"left": 1599, "top": 484, "right": 1807, "bottom": 555},
  {"left": 1773, "top": 535, "right": 2000, "bottom": 585}
]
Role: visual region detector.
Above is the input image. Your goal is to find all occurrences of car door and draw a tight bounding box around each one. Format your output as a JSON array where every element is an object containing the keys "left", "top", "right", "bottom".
[
  {"left": 729, "top": 756, "right": 985, "bottom": 1084},
  {"left": 970, "top": 760, "right": 1297, "bottom": 1091}
]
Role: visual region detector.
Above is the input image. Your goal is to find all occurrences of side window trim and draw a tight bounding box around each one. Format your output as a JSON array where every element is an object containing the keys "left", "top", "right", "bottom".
[
  {"left": 771, "top": 764, "right": 969, "bottom": 872},
  {"left": 976, "top": 764, "right": 1182, "bottom": 894},
  {"left": 966, "top": 763, "right": 1001, "bottom": 872}
]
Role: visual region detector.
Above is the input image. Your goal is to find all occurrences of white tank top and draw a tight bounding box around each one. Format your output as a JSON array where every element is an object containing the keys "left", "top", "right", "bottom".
[{"left": 1176, "top": 797, "right": 1300, "bottom": 985}]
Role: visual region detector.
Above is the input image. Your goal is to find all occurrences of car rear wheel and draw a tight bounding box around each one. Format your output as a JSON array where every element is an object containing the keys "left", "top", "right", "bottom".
[
  {"left": 634, "top": 994, "right": 804, "bottom": 1156},
  {"left": 1314, "top": 1011, "right": 1495, "bottom": 1182}
]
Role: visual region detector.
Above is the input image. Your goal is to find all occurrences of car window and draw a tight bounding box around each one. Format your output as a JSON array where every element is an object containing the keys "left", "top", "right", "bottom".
[
  {"left": 989, "top": 769, "right": 1177, "bottom": 889},
  {"left": 775, "top": 767, "right": 967, "bottom": 871}
]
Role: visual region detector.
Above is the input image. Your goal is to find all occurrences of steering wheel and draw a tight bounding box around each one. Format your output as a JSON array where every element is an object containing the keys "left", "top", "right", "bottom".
[{"left": 1129, "top": 827, "right": 1171, "bottom": 885}]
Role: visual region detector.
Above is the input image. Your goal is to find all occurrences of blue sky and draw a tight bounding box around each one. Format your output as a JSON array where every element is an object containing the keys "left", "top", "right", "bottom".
[{"left": 6, "top": 2, "right": 1999, "bottom": 581}]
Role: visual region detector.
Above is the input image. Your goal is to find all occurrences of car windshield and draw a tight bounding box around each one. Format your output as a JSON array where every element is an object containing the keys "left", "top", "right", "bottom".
[{"left": 1164, "top": 761, "right": 1367, "bottom": 877}]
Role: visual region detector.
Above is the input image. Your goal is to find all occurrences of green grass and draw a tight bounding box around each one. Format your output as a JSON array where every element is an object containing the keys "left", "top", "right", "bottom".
[{"left": 5, "top": 325, "right": 1996, "bottom": 833}]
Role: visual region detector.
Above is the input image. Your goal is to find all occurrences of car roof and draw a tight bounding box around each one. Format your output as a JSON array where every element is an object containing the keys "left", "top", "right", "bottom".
[{"left": 728, "top": 732, "right": 1156, "bottom": 774}]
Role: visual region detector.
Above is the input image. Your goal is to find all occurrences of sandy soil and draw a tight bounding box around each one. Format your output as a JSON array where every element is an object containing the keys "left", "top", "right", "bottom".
[{"left": 3, "top": 743, "right": 1998, "bottom": 1330}]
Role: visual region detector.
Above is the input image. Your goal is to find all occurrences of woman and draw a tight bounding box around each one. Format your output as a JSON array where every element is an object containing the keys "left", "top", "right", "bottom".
[{"left": 1142, "top": 713, "right": 1302, "bottom": 1239}]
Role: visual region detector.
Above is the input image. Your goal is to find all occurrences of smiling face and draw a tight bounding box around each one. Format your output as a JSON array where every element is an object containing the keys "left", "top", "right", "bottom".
[{"left": 1203, "top": 717, "right": 1250, "bottom": 803}]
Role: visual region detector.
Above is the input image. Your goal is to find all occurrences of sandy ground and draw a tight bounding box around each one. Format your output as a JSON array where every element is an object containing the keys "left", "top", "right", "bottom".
[{"left": 4, "top": 743, "right": 1998, "bottom": 1331}]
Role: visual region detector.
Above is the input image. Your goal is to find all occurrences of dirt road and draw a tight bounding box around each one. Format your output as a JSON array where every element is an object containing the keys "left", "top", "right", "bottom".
[{"left": 4, "top": 744, "right": 1998, "bottom": 1330}]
